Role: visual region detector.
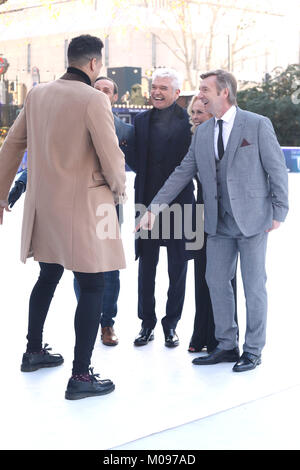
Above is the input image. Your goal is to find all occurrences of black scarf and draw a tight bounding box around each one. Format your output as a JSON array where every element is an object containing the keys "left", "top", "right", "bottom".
[{"left": 64, "top": 67, "right": 91, "bottom": 86}]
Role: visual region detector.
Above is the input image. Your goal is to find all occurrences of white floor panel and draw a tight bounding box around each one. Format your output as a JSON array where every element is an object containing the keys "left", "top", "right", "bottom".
[
  {"left": 0, "top": 172, "right": 299, "bottom": 450},
  {"left": 112, "top": 385, "right": 300, "bottom": 450}
]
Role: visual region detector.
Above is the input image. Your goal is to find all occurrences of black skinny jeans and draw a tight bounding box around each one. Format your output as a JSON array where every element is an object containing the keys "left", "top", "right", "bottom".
[{"left": 26, "top": 262, "right": 104, "bottom": 375}]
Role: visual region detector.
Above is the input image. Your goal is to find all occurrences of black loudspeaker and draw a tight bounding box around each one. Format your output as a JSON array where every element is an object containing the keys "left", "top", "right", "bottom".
[{"left": 107, "top": 66, "right": 141, "bottom": 103}]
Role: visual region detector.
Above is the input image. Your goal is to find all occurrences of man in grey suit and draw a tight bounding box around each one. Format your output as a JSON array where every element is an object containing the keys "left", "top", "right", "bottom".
[{"left": 137, "top": 69, "right": 289, "bottom": 372}]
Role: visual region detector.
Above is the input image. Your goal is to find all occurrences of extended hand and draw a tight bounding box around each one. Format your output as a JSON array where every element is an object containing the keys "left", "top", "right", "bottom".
[
  {"left": 135, "top": 211, "right": 156, "bottom": 232},
  {"left": 0, "top": 200, "right": 11, "bottom": 225},
  {"left": 265, "top": 220, "right": 281, "bottom": 232}
]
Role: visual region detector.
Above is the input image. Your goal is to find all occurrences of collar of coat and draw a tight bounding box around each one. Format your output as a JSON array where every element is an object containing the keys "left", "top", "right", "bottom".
[
  {"left": 150, "top": 101, "right": 184, "bottom": 119},
  {"left": 137, "top": 102, "right": 186, "bottom": 125},
  {"left": 60, "top": 67, "right": 92, "bottom": 86}
]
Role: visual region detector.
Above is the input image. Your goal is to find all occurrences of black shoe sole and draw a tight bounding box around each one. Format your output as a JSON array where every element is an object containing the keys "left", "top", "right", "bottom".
[
  {"left": 193, "top": 355, "right": 239, "bottom": 365},
  {"left": 232, "top": 359, "right": 262, "bottom": 372},
  {"left": 21, "top": 358, "right": 64, "bottom": 372},
  {"left": 134, "top": 335, "right": 154, "bottom": 346},
  {"left": 165, "top": 341, "right": 179, "bottom": 348},
  {"left": 65, "top": 383, "right": 115, "bottom": 400}
]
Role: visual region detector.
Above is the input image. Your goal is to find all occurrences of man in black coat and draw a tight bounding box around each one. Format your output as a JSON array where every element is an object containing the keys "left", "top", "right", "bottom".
[{"left": 126, "top": 68, "right": 195, "bottom": 348}]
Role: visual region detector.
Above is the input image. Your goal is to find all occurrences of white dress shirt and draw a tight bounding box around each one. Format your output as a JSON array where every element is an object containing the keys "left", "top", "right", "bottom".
[{"left": 214, "top": 105, "right": 237, "bottom": 160}]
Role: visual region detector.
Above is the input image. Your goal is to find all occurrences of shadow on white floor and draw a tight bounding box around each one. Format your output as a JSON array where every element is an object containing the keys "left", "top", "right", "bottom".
[{"left": 0, "top": 173, "right": 299, "bottom": 450}]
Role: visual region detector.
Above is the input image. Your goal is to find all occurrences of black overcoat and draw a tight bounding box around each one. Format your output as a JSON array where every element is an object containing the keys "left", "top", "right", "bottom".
[{"left": 127, "top": 103, "right": 195, "bottom": 261}]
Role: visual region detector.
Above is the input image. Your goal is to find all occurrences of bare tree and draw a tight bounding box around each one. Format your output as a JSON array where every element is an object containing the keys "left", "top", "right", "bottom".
[{"left": 136, "top": 0, "right": 284, "bottom": 89}]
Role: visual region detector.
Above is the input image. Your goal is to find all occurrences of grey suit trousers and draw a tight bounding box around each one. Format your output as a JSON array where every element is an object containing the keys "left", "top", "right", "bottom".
[{"left": 205, "top": 212, "right": 268, "bottom": 356}]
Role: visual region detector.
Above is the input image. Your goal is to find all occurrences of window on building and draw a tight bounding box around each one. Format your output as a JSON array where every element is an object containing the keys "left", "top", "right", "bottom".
[
  {"left": 134, "top": 0, "right": 167, "bottom": 8},
  {"left": 27, "top": 44, "right": 31, "bottom": 74},
  {"left": 152, "top": 33, "right": 156, "bottom": 68},
  {"left": 105, "top": 36, "right": 109, "bottom": 67},
  {"left": 64, "top": 39, "right": 69, "bottom": 69},
  {"left": 152, "top": 0, "right": 167, "bottom": 7}
]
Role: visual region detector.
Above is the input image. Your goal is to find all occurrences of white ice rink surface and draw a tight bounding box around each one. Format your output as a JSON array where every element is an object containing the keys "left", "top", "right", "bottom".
[{"left": 0, "top": 172, "right": 299, "bottom": 451}]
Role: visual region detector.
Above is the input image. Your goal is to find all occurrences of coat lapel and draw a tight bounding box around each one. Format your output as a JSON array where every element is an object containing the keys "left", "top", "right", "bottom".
[
  {"left": 141, "top": 109, "right": 151, "bottom": 147},
  {"left": 206, "top": 118, "right": 217, "bottom": 174},
  {"left": 138, "top": 110, "right": 151, "bottom": 177},
  {"left": 226, "top": 107, "right": 246, "bottom": 167}
]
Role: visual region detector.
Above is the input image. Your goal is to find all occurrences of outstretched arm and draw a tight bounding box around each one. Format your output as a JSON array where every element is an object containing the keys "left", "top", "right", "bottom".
[{"left": 0, "top": 108, "right": 27, "bottom": 223}]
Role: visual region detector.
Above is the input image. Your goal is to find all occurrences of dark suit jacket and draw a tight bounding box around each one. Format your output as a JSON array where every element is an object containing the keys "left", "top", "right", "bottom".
[
  {"left": 113, "top": 114, "right": 134, "bottom": 169},
  {"left": 128, "top": 103, "right": 195, "bottom": 261}
]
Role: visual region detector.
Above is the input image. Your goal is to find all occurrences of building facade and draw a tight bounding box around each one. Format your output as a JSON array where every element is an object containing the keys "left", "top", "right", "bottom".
[{"left": 0, "top": 0, "right": 299, "bottom": 105}]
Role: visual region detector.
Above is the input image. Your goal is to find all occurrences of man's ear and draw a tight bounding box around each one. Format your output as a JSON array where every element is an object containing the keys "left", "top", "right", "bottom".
[
  {"left": 223, "top": 87, "right": 229, "bottom": 99},
  {"left": 90, "top": 58, "right": 96, "bottom": 72},
  {"left": 90, "top": 57, "right": 101, "bottom": 72},
  {"left": 112, "top": 93, "right": 118, "bottom": 105}
]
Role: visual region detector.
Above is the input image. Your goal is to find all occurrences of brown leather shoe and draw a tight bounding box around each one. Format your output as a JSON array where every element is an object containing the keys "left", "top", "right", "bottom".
[{"left": 101, "top": 327, "right": 119, "bottom": 346}]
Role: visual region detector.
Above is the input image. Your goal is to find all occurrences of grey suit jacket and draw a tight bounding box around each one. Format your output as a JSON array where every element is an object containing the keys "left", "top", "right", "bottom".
[{"left": 151, "top": 107, "right": 289, "bottom": 237}]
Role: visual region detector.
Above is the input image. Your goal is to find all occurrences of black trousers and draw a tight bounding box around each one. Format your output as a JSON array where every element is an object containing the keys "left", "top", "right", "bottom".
[
  {"left": 26, "top": 262, "right": 104, "bottom": 375},
  {"left": 190, "top": 233, "right": 238, "bottom": 352},
  {"left": 138, "top": 239, "right": 187, "bottom": 332}
]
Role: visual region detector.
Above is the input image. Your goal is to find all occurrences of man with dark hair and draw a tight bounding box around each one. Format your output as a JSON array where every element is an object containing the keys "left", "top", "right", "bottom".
[
  {"left": 0, "top": 34, "right": 126, "bottom": 400},
  {"left": 74, "top": 75, "right": 134, "bottom": 347},
  {"left": 94, "top": 77, "right": 134, "bottom": 164},
  {"left": 67, "top": 34, "right": 104, "bottom": 65},
  {"left": 95, "top": 76, "right": 118, "bottom": 95},
  {"left": 9, "top": 74, "right": 134, "bottom": 349}
]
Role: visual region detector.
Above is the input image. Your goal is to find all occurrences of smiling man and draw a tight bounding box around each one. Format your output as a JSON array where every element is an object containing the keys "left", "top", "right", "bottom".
[
  {"left": 0, "top": 34, "right": 126, "bottom": 399},
  {"left": 127, "top": 68, "right": 195, "bottom": 348},
  {"left": 138, "top": 69, "right": 289, "bottom": 372},
  {"left": 73, "top": 75, "right": 134, "bottom": 348}
]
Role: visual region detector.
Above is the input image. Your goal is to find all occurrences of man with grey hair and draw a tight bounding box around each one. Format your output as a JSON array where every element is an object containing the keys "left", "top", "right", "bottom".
[
  {"left": 126, "top": 68, "right": 195, "bottom": 348},
  {"left": 137, "top": 69, "right": 288, "bottom": 371},
  {"left": 151, "top": 67, "right": 183, "bottom": 98}
]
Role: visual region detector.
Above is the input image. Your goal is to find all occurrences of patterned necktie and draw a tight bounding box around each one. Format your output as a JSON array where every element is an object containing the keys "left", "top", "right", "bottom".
[{"left": 217, "top": 119, "right": 224, "bottom": 160}]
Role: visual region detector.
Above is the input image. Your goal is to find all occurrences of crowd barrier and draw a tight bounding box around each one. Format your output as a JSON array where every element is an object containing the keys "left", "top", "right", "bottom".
[{"left": 282, "top": 147, "right": 300, "bottom": 172}]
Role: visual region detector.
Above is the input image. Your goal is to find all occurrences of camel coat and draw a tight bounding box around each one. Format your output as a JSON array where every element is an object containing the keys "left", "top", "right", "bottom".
[{"left": 0, "top": 78, "right": 127, "bottom": 273}]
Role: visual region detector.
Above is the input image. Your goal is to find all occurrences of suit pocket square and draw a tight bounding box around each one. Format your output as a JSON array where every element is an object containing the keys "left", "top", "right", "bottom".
[{"left": 241, "top": 138, "right": 250, "bottom": 147}]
